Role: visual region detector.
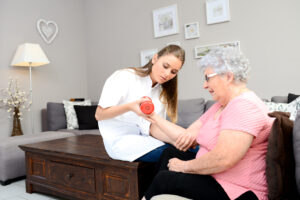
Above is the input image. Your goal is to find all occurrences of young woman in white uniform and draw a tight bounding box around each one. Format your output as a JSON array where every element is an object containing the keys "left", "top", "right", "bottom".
[{"left": 95, "top": 45, "right": 185, "bottom": 162}]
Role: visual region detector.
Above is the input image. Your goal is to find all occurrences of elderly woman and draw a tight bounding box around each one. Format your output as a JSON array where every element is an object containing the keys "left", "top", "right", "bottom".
[{"left": 142, "top": 47, "right": 274, "bottom": 200}]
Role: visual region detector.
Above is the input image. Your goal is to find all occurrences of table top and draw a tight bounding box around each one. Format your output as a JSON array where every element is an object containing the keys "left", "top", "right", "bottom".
[{"left": 19, "top": 134, "right": 140, "bottom": 167}]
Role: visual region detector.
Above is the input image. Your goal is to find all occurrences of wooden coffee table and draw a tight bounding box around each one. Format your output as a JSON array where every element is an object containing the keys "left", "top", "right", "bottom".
[{"left": 19, "top": 134, "right": 155, "bottom": 200}]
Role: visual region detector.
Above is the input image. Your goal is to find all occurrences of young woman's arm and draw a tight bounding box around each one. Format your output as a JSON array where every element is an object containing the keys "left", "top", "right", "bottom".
[{"left": 95, "top": 98, "right": 147, "bottom": 121}]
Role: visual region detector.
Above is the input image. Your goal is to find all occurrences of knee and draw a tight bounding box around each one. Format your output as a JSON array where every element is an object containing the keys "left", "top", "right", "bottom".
[{"left": 161, "top": 146, "right": 177, "bottom": 159}]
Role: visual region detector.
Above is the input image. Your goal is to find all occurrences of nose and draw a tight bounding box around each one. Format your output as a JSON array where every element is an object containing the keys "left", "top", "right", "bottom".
[
  {"left": 203, "top": 80, "right": 208, "bottom": 89},
  {"left": 164, "top": 69, "right": 172, "bottom": 78}
]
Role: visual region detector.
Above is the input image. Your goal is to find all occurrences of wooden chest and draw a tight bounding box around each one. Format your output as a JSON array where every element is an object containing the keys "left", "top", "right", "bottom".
[{"left": 19, "top": 135, "right": 155, "bottom": 200}]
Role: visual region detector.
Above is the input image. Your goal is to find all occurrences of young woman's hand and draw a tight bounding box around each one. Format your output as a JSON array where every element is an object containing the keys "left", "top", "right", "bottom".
[
  {"left": 129, "top": 97, "right": 153, "bottom": 117},
  {"left": 175, "top": 131, "right": 196, "bottom": 151}
]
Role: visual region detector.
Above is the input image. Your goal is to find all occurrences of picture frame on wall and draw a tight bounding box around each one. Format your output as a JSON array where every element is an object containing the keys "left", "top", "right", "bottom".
[
  {"left": 184, "top": 22, "right": 200, "bottom": 39},
  {"left": 166, "top": 41, "right": 181, "bottom": 46},
  {"left": 140, "top": 49, "right": 158, "bottom": 66},
  {"left": 152, "top": 4, "right": 179, "bottom": 38},
  {"left": 194, "top": 41, "right": 240, "bottom": 59},
  {"left": 206, "top": 0, "right": 230, "bottom": 25}
]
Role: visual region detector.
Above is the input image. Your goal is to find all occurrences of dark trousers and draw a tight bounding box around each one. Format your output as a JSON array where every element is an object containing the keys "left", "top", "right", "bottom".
[{"left": 144, "top": 146, "right": 258, "bottom": 200}]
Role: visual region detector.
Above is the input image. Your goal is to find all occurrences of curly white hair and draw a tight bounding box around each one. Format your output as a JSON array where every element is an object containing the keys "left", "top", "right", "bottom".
[{"left": 198, "top": 46, "right": 250, "bottom": 83}]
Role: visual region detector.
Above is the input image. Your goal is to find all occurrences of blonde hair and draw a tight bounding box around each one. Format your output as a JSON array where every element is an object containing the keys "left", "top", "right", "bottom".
[{"left": 130, "top": 45, "right": 185, "bottom": 122}]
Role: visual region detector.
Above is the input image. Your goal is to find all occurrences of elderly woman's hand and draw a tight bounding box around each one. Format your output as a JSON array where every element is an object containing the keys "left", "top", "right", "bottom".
[
  {"left": 168, "top": 158, "right": 187, "bottom": 172},
  {"left": 175, "top": 132, "right": 196, "bottom": 151}
]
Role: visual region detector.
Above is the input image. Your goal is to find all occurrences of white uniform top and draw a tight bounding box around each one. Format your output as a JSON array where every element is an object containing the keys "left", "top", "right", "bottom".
[{"left": 98, "top": 69, "right": 166, "bottom": 161}]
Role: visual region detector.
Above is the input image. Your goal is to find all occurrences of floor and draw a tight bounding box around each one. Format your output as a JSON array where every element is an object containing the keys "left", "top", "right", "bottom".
[{"left": 0, "top": 179, "right": 64, "bottom": 200}]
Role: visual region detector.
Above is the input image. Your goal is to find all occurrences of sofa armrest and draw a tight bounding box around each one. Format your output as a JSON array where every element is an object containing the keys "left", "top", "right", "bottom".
[{"left": 41, "top": 109, "right": 47, "bottom": 132}]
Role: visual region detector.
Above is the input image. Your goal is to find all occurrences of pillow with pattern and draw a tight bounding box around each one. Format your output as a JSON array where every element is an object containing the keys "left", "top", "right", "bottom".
[
  {"left": 63, "top": 100, "right": 91, "bottom": 129},
  {"left": 265, "top": 96, "right": 300, "bottom": 121}
]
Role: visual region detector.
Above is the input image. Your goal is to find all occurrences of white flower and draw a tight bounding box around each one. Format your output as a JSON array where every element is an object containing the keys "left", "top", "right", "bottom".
[{"left": 0, "top": 78, "right": 31, "bottom": 120}]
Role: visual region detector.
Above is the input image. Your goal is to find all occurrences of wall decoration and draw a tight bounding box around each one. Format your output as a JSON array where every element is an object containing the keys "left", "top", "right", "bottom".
[
  {"left": 140, "top": 49, "right": 158, "bottom": 66},
  {"left": 152, "top": 4, "right": 179, "bottom": 38},
  {"left": 166, "top": 41, "right": 181, "bottom": 46},
  {"left": 37, "top": 19, "right": 59, "bottom": 44},
  {"left": 206, "top": 0, "right": 230, "bottom": 25},
  {"left": 194, "top": 41, "right": 240, "bottom": 59},
  {"left": 184, "top": 22, "right": 200, "bottom": 39}
]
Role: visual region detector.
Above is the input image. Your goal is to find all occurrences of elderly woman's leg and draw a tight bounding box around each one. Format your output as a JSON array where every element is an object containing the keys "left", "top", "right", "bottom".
[
  {"left": 144, "top": 170, "right": 230, "bottom": 200},
  {"left": 156, "top": 146, "right": 196, "bottom": 172}
]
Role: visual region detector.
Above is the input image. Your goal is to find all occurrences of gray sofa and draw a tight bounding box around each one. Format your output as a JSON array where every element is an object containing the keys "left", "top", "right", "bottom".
[
  {"left": 0, "top": 102, "right": 99, "bottom": 185},
  {"left": 1, "top": 96, "right": 300, "bottom": 199}
]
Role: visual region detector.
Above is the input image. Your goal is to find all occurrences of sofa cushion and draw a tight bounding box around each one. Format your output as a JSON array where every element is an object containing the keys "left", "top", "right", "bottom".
[
  {"left": 47, "top": 102, "right": 67, "bottom": 131},
  {"left": 74, "top": 105, "right": 98, "bottom": 130},
  {"left": 265, "top": 96, "right": 300, "bottom": 121},
  {"left": 288, "top": 93, "right": 300, "bottom": 103},
  {"left": 176, "top": 98, "right": 206, "bottom": 128},
  {"left": 271, "top": 96, "right": 288, "bottom": 103},
  {"left": 266, "top": 112, "right": 299, "bottom": 199},
  {"left": 63, "top": 100, "right": 91, "bottom": 129},
  {"left": 294, "top": 110, "right": 300, "bottom": 193}
]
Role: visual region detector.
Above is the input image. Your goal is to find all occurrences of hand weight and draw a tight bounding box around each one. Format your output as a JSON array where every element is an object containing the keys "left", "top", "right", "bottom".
[{"left": 140, "top": 96, "right": 154, "bottom": 114}]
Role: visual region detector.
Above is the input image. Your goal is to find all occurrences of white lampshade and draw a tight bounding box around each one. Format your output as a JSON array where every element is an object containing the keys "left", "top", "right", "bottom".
[{"left": 11, "top": 43, "right": 50, "bottom": 67}]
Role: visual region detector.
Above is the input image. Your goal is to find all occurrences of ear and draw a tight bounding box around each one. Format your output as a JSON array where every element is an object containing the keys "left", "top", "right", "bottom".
[
  {"left": 226, "top": 72, "right": 234, "bottom": 83},
  {"left": 152, "top": 54, "right": 158, "bottom": 64}
]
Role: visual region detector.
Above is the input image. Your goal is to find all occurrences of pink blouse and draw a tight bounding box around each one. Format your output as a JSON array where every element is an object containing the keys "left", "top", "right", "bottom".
[{"left": 196, "top": 92, "right": 274, "bottom": 200}]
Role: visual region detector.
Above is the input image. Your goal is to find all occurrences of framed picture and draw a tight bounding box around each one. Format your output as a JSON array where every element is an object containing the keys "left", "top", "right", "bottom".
[
  {"left": 140, "top": 49, "right": 158, "bottom": 66},
  {"left": 194, "top": 41, "right": 240, "bottom": 59},
  {"left": 166, "top": 41, "right": 181, "bottom": 46},
  {"left": 153, "top": 4, "right": 179, "bottom": 38},
  {"left": 184, "top": 22, "right": 200, "bottom": 39},
  {"left": 206, "top": 0, "right": 230, "bottom": 25}
]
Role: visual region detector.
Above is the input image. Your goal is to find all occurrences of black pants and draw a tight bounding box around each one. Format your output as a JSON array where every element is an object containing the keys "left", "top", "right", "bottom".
[{"left": 144, "top": 146, "right": 258, "bottom": 200}]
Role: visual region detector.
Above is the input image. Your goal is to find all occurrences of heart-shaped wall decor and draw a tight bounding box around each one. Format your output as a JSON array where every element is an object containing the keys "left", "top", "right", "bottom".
[{"left": 37, "top": 19, "right": 58, "bottom": 44}]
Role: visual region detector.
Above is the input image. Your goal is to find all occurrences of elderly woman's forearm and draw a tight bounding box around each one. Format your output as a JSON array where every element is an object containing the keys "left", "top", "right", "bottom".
[{"left": 151, "top": 114, "right": 187, "bottom": 141}]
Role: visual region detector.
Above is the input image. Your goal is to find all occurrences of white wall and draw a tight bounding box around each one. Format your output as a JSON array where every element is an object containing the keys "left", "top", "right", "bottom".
[
  {"left": 85, "top": 0, "right": 300, "bottom": 102},
  {"left": 1, "top": 0, "right": 300, "bottom": 138},
  {"left": 0, "top": 0, "right": 88, "bottom": 138}
]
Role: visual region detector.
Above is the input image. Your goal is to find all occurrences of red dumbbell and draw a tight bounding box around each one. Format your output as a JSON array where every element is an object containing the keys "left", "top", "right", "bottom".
[{"left": 140, "top": 96, "right": 154, "bottom": 114}]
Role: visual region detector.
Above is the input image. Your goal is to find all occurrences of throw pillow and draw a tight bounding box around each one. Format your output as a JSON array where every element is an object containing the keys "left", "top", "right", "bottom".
[
  {"left": 47, "top": 102, "right": 67, "bottom": 131},
  {"left": 266, "top": 112, "right": 300, "bottom": 199},
  {"left": 288, "top": 93, "right": 300, "bottom": 103},
  {"left": 265, "top": 96, "right": 300, "bottom": 121},
  {"left": 74, "top": 105, "right": 98, "bottom": 130},
  {"left": 63, "top": 100, "right": 91, "bottom": 129}
]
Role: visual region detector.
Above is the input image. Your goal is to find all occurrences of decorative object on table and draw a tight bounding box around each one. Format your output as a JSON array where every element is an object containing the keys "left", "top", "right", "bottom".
[
  {"left": 140, "top": 48, "right": 158, "bottom": 66},
  {"left": 184, "top": 22, "right": 200, "bottom": 39},
  {"left": 194, "top": 41, "right": 240, "bottom": 59},
  {"left": 11, "top": 43, "right": 50, "bottom": 133},
  {"left": 152, "top": 4, "right": 179, "bottom": 38},
  {"left": 37, "top": 19, "right": 59, "bottom": 44},
  {"left": 69, "top": 98, "right": 85, "bottom": 102},
  {"left": 206, "top": 0, "right": 230, "bottom": 25},
  {"left": 0, "top": 78, "right": 31, "bottom": 136}
]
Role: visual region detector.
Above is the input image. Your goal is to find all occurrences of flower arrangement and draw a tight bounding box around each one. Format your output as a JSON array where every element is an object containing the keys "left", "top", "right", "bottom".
[{"left": 0, "top": 78, "right": 31, "bottom": 120}]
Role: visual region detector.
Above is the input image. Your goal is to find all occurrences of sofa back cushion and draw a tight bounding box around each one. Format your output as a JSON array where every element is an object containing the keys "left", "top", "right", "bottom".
[
  {"left": 176, "top": 98, "right": 206, "bottom": 128},
  {"left": 47, "top": 102, "right": 67, "bottom": 131}
]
